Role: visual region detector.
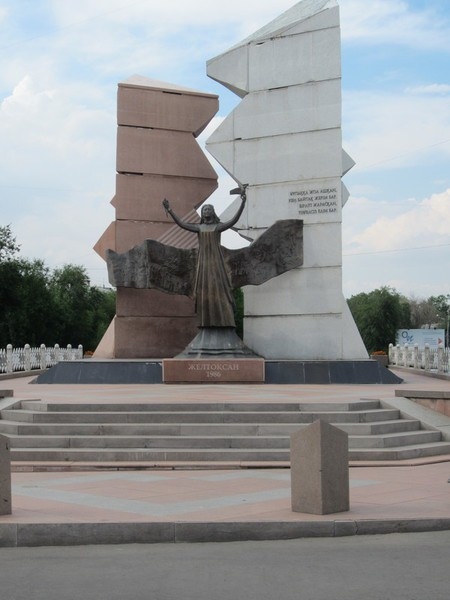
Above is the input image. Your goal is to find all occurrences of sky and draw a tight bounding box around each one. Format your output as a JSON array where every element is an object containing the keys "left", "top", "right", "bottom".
[{"left": 0, "top": 0, "right": 449, "bottom": 299}]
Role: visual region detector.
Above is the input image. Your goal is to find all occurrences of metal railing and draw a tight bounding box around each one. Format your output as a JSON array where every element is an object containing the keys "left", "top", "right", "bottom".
[
  {"left": 388, "top": 343, "right": 449, "bottom": 375},
  {"left": 0, "top": 344, "right": 83, "bottom": 374}
]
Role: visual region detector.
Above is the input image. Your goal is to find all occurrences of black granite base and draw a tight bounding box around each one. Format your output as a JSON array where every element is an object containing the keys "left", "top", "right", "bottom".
[
  {"left": 32, "top": 361, "right": 162, "bottom": 385},
  {"left": 32, "top": 359, "right": 402, "bottom": 385},
  {"left": 265, "top": 360, "right": 403, "bottom": 384}
]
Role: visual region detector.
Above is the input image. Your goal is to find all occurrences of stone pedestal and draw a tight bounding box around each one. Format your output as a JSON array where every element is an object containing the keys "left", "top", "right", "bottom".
[
  {"left": 0, "top": 434, "right": 12, "bottom": 516},
  {"left": 291, "top": 419, "right": 349, "bottom": 515},
  {"left": 163, "top": 359, "right": 265, "bottom": 383}
]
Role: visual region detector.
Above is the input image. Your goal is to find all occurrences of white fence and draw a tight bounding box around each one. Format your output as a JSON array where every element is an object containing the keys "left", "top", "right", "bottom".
[
  {"left": 0, "top": 344, "right": 83, "bottom": 374},
  {"left": 389, "top": 343, "right": 449, "bottom": 375}
]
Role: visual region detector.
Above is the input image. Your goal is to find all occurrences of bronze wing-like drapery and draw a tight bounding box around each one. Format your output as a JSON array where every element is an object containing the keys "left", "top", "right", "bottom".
[{"left": 106, "top": 219, "right": 303, "bottom": 295}]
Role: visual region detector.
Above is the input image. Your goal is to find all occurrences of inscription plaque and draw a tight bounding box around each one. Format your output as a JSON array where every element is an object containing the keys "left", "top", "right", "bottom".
[
  {"left": 288, "top": 186, "right": 339, "bottom": 219},
  {"left": 163, "top": 358, "right": 265, "bottom": 383}
]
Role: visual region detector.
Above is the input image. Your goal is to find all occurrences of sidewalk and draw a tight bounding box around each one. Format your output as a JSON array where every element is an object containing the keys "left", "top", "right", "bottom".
[{"left": 1, "top": 369, "right": 449, "bottom": 546}]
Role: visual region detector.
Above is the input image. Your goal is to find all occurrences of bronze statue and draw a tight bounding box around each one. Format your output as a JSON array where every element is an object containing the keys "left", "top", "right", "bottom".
[
  {"left": 162, "top": 187, "right": 246, "bottom": 329},
  {"left": 107, "top": 185, "right": 303, "bottom": 356}
]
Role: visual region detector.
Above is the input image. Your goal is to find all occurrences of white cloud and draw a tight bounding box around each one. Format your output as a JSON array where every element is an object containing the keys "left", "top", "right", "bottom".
[
  {"left": 406, "top": 84, "right": 450, "bottom": 96},
  {"left": 343, "top": 89, "right": 450, "bottom": 172},
  {"left": 345, "top": 189, "right": 450, "bottom": 253},
  {"left": 0, "top": 75, "right": 115, "bottom": 188},
  {"left": 340, "top": 0, "right": 450, "bottom": 51}
]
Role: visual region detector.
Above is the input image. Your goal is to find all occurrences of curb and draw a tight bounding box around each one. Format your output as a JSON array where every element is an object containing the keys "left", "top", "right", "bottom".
[{"left": 1, "top": 518, "right": 450, "bottom": 547}]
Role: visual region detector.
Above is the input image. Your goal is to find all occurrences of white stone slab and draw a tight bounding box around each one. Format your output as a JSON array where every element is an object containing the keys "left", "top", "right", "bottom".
[
  {"left": 341, "top": 183, "right": 350, "bottom": 207},
  {"left": 224, "top": 181, "right": 342, "bottom": 230},
  {"left": 207, "top": 46, "right": 249, "bottom": 98},
  {"left": 208, "top": 80, "right": 341, "bottom": 145},
  {"left": 342, "top": 149, "right": 355, "bottom": 175},
  {"left": 219, "top": 129, "right": 342, "bottom": 186},
  {"left": 243, "top": 266, "right": 343, "bottom": 315},
  {"left": 244, "top": 313, "right": 344, "bottom": 360},
  {"left": 286, "top": 5, "right": 339, "bottom": 36},
  {"left": 234, "top": 1, "right": 338, "bottom": 47},
  {"left": 205, "top": 140, "right": 235, "bottom": 182},
  {"left": 302, "top": 223, "right": 342, "bottom": 267},
  {"left": 248, "top": 29, "right": 341, "bottom": 92}
]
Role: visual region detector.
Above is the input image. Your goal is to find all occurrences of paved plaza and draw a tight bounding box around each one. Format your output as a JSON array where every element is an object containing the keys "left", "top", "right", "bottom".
[{"left": 0, "top": 368, "right": 449, "bottom": 546}]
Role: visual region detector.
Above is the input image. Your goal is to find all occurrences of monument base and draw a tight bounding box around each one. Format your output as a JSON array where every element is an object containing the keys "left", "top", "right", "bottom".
[
  {"left": 32, "top": 359, "right": 403, "bottom": 385},
  {"left": 176, "top": 327, "right": 258, "bottom": 358},
  {"left": 163, "top": 358, "right": 264, "bottom": 384}
]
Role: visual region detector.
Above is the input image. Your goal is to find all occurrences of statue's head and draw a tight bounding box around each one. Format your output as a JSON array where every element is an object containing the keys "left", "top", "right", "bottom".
[{"left": 200, "top": 204, "right": 220, "bottom": 224}]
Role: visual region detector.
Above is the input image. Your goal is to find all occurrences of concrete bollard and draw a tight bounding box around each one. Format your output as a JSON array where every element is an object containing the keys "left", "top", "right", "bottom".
[
  {"left": 291, "top": 420, "right": 349, "bottom": 515},
  {"left": 0, "top": 434, "right": 12, "bottom": 515}
]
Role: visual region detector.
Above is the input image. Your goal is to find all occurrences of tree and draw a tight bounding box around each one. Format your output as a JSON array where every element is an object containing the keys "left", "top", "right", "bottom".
[
  {"left": 0, "top": 257, "right": 54, "bottom": 347},
  {"left": 408, "top": 295, "right": 441, "bottom": 329},
  {"left": 429, "top": 295, "right": 450, "bottom": 330},
  {"left": 0, "top": 225, "right": 115, "bottom": 349},
  {"left": 0, "top": 224, "right": 20, "bottom": 261},
  {"left": 347, "top": 287, "right": 411, "bottom": 354},
  {"left": 49, "top": 265, "right": 115, "bottom": 351}
]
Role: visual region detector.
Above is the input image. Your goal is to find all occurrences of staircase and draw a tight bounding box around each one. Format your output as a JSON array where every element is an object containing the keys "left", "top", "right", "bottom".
[{"left": 1, "top": 397, "right": 450, "bottom": 467}]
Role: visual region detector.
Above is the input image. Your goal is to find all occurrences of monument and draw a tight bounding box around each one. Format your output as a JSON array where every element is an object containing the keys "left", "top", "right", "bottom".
[
  {"left": 107, "top": 187, "right": 304, "bottom": 379},
  {"left": 75, "top": 0, "right": 403, "bottom": 385},
  {"left": 206, "top": 0, "right": 368, "bottom": 361}
]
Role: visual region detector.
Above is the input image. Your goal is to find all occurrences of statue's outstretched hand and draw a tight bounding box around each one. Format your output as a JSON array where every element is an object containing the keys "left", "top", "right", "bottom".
[{"left": 163, "top": 198, "right": 170, "bottom": 213}]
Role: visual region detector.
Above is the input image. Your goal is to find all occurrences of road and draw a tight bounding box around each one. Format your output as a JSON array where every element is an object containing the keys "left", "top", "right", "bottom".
[{"left": 0, "top": 531, "right": 449, "bottom": 600}]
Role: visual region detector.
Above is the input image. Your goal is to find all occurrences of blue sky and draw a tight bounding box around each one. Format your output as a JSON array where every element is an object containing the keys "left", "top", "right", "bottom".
[{"left": 0, "top": 0, "right": 449, "bottom": 299}]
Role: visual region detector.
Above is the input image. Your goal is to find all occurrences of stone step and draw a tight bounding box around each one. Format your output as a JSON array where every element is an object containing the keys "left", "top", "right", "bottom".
[
  {"left": 19, "top": 400, "right": 382, "bottom": 413},
  {"left": 0, "top": 408, "right": 401, "bottom": 424},
  {"left": 3, "top": 399, "right": 449, "bottom": 464},
  {"left": 0, "top": 418, "right": 421, "bottom": 437},
  {"left": 349, "top": 442, "right": 450, "bottom": 461},
  {"left": 6, "top": 428, "right": 440, "bottom": 450},
  {"left": 348, "top": 430, "right": 442, "bottom": 449},
  {"left": 10, "top": 441, "right": 450, "bottom": 462},
  {"left": 339, "top": 420, "right": 420, "bottom": 435},
  {"left": 6, "top": 434, "right": 291, "bottom": 450},
  {"left": 10, "top": 447, "right": 290, "bottom": 462}
]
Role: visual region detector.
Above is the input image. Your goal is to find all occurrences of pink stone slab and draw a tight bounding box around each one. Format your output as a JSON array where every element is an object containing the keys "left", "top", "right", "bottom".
[
  {"left": 115, "top": 317, "right": 198, "bottom": 358},
  {"left": 93, "top": 221, "right": 116, "bottom": 260},
  {"left": 112, "top": 174, "right": 217, "bottom": 221},
  {"left": 163, "top": 359, "right": 265, "bottom": 383},
  {"left": 117, "top": 128, "right": 217, "bottom": 179},
  {"left": 116, "top": 288, "right": 195, "bottom": 318},
  {"left": 115, "top": 220, "right": 169, "bottom": 253},
  {"left": 118, "top": 85, "right": 218, "bottom": 136}
]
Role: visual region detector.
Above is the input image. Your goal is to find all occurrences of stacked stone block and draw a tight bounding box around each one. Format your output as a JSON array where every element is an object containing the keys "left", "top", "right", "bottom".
[
  {"left": 95, "top": 76, "right": 218, "bottom": 358},
  {"left": 206, "top": 0, "right": 367, "bottom": 360}
]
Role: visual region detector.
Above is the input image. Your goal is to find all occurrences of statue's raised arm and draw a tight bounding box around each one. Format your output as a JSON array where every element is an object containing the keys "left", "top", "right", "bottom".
[
  {"left": 217, "top": 185, "right": 247, "bottom": 232},
  {"left": 163, "top": 198, "right": 200, "bottom": 233}
]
